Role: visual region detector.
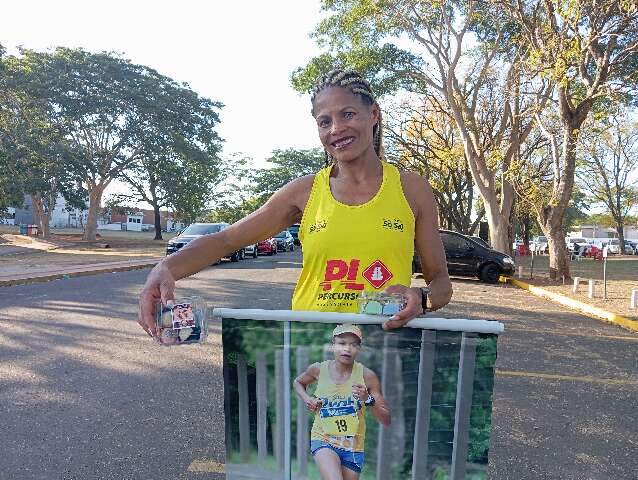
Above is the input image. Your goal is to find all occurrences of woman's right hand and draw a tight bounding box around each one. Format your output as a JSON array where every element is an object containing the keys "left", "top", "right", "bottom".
[{"left": 138, "top": 261, "right": 176, "bottom": 337}]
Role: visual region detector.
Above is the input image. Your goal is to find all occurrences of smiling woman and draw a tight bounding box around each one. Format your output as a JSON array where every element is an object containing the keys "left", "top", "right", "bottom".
[{"left": 138, "top": 67, "right": 452, "bottom": 346}]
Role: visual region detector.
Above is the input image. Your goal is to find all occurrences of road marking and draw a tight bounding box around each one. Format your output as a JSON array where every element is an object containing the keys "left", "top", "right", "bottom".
[
  {"left": 188, "top": 460, "right": 225, "bottom": 473},
  {"left": 505, "top": 326, "right": 638, "bottom": 342},
  {"left": 497, "top": 369, "right": 638, "bottom": 386}
]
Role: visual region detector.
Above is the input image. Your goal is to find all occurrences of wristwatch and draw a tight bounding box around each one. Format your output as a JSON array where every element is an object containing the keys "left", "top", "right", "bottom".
[
  {"left": 364, "top": 394, "right": 376, "bottom": 407},
  {"left": 420, "top": 286, "right": 431, "bottom": 312}
]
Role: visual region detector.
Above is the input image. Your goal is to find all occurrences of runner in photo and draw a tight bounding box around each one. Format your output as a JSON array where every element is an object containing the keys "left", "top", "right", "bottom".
[
  {"left": 293, "top": 324, "right": 390, "bottom": 480},
  {"left": 172, "top": 303, "right": 194, "bottom": 328}
]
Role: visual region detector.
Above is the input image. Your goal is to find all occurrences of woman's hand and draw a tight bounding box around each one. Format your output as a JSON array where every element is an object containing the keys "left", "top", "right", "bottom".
[
  {"left": 352, "top": 383, "right": 368, "bottom": 401},
  {"left": 138, "top": 261, "right": 176, "bottom": 337},
  {"left": 304, "top": 395, "right": 323, "bottom": 412},
  {"left": 381, "top": 284, "right": 423, "bottom": 330}
]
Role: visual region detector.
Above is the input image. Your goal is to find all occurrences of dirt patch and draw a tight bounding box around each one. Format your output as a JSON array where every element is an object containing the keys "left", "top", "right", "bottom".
[
  {"left": 513, "top": 255, "right": 638, "bottom": 321},
  {"left": 0, "top": 231, "right": 167, "bottom": 274}
]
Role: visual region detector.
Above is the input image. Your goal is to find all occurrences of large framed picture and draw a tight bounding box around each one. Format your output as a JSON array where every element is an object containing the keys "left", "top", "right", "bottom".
[{"left": 219, "top": 309, "right": 503, "bottom": 480}]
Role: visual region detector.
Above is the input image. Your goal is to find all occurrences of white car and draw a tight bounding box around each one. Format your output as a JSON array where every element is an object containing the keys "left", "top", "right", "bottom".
[{"left": 607, "top": 239, "right": 637, "bottom": 255}]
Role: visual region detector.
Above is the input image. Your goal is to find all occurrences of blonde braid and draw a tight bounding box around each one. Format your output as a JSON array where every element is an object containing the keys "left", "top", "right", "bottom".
[{"left": 311, "top": 69, "right": 383, "bottom": 165}]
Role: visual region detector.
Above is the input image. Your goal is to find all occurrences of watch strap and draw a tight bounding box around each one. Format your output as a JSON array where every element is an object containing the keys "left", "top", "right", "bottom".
[{"left": 420, "top": 287, "right": 431, "bottom": 312}]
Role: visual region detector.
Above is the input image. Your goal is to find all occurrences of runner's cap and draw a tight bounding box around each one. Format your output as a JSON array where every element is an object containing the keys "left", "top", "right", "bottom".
[{"left": 332, "top": 324, "right": 363, "bottom": 342}]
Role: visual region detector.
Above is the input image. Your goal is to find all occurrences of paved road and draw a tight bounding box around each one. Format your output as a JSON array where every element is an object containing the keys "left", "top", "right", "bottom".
[{"left": 1, "top": 250, "right": 636, "bottom": 480}]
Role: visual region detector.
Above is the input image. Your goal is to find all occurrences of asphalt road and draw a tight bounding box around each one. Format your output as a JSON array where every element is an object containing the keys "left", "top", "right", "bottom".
[{"left": 0, "top": 250, "right": 636, "bottom": 480}]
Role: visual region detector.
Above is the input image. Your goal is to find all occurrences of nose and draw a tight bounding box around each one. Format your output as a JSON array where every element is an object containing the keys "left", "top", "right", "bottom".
[{"left": 329, "top": 118, "right": 346, "bottom": 136}]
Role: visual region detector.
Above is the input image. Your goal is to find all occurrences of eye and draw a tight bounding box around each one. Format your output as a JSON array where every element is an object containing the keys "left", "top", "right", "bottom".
[
  {"left": 344, "top": 111, "right": 355, "bottom": 119},
  {"left": 317, "top": 118, "right": 330, "bottom": 128}
]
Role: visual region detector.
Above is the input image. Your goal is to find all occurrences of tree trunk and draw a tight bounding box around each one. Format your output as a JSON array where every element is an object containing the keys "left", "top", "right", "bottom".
[
  {"left": 83, "top": 186, "right": 104, "bottom": 241},
  {"left": 541, "top": 215, "right": 570, "bottom": 281},
  {"left": 484, "top": 199, "right": 511, "bottom": 254},
  {"left": 537, "top": 208, "right": 572, "bottom": 281},
  {"left": 153, "top": 204, "right": 163, "bottom": 240},
  {"left": 617, "top": 223, "right": 626, "bottom": 255},
  {"left": 521, "top": 215, "right": 531, "bottom": 249},
  {"left": 30, "top": 194, "right": 51, "bottom": 238}
]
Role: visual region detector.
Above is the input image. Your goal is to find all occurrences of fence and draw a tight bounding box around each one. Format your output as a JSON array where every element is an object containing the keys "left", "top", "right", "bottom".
[{"left": 217, "top": 308, "right": 504, "bottom": 480}]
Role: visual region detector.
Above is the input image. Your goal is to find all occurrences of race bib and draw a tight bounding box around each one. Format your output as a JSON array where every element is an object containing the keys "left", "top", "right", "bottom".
[{"left": 318, "top": 404, "right": 359, "bottom": 435}]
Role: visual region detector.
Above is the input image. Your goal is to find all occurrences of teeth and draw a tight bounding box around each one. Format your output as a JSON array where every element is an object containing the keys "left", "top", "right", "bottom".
[{"left": 334, "top": 138, "right": 353, "bottom": 148}]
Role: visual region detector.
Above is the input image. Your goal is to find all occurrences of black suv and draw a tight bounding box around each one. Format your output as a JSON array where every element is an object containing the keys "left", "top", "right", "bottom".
[
  {"left": 166, "top": 223, "right": 245, "bottom": 262},
  {"left": 413, "top": 230, "right": 515, "bottom": 283}
]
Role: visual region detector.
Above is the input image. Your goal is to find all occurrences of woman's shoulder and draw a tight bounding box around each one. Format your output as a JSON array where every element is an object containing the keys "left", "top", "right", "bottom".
[{"left": 397, "top": 169, "right": 435, "bottom": 217}]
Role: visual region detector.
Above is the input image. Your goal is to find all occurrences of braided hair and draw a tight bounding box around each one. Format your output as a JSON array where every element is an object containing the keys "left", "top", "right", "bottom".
[{"left": 311, "top": 69, "right": 384, "bottom": 166}]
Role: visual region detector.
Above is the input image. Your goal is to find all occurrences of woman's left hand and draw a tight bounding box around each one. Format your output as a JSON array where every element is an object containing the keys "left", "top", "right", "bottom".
[{"left": 381, "top": 284, "right": 423, "bottom": 330}]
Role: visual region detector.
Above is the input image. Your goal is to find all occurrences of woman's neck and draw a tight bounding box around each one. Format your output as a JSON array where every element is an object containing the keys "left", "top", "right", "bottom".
[
  {"left": 332, "top": 147, "right": 381, "bottom": 184},
  {"left": 332, "top": 359, "right": 354, "bottom": 375}
]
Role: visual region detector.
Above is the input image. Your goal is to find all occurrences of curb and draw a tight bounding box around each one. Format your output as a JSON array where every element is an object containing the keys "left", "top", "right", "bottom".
[
  {"left": 506, "top": 277, "right": 638, "bottom": 333},
  {"left": 0, "top": 260, "right": 160, "bottom": 287}
]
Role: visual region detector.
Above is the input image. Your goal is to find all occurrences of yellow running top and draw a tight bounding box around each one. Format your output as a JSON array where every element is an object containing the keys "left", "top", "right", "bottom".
[{"left": 292, "top": 161, "right": 415, "bottom": 313}]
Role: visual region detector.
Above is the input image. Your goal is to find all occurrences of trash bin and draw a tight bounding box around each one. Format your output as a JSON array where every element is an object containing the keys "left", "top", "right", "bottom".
[
  {"left": 19, "top": 224, "right": 27, "bottom": 235},
  {"left": 31, "top": 225, "right": 39, "bottom": 236}
]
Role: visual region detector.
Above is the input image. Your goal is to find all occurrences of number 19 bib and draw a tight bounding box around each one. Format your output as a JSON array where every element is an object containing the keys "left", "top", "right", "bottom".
[{"left": 318, "top": 403, "right": 360, "bottom": 436}]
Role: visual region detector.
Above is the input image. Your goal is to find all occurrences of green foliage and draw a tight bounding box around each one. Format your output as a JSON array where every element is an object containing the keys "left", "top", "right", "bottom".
[
  {"left": 251, "top": 148, "right": 325, "bottom": 203},
  {"left": 0, "top": 48, "right": 86, "bottom": 219},
  {"left": 206, "top": 148, "right": 325, "bottom": 225},
  {"left": 564, "top": 188, "right": 590, "bottom": 231},
  {"left": 0, "top": 46, "right": 224, "bottom": 238}
]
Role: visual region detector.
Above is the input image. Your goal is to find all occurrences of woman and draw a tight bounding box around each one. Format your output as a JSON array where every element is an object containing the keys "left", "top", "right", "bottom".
[
  {"left": 138, "top": 69, "right": 452, "bottom": 335},
  {"left": 294, "top": 324, "right": 390, "bottom": 480}
]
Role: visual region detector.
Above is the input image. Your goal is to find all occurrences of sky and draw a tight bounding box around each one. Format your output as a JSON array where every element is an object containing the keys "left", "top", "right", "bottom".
[{"left": 2, "top": 0, "right": 326, "bottom": 202}]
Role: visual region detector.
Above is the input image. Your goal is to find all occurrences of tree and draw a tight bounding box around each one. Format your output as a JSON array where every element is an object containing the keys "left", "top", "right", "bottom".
[
  {"left": 0, "top": 49, "right": 86, "bottom": 237},
  {"left": 250, "top": 148, "right": 325, "bottom": 204},
  {"left": 207, "top": 148, "right": 325, "bottom": 224},
  {"left": 497, "top": 0, "right": 638, "bottom": 278},
  {"left": 384, "top": 96, "right": 483, "bottom": 234},
  {"left": 291, "top": 0, "right": 552, "bottom": 253},
  {"left": 579, "top": 114, "right": 638, "bottom": 253},
  {"left": 14, "top": 47, "right": 223, "bottom": 240}
]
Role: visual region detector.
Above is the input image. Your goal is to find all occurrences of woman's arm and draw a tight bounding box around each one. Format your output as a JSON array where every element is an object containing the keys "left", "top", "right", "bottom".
[
  {"left": 382, "top": 172, "right": 452, "bottom": 330},
  {"left": 293, "top": 363, "right": 323, "bottom": 412},
  {"left": 138, "top": 175, "right": 314, "bottom": 336},
  {"left": 361, "top": 367, "right": 391, "bottom": 426}
]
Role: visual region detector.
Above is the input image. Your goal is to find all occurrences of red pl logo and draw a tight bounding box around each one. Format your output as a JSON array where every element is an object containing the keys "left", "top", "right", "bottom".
[
  {"left": 320, "top": 259, "right": 365, "bottom": 291},
  {"left": 362, "top": 260, "right": 393, "bottom": 289}
]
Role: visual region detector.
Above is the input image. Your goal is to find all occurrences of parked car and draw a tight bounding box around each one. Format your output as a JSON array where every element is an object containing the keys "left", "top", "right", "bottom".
[
  {"left": 166, "top": 223, "right": 245, "bottom": 262},
  {"left": 288, "top": 223, "right": 301, "bottom": 246},
  {"left": 413, "top": 230, "right": 515, "bottom": 283},
  {"left": 607, "top": 239, "right": 637, "bottom": 255},
  {"left": 566, "top": 237, "right": 585, "bottom": 252},
  {"left": 257, "top": 237, "right": 278, "bottom": 256},
  {"left": 530, "top": 236, "right": 548, "bottom": 254},
  {"left": 274, "top": 230, "right": 295, "bottom": 252},
  {"left": 470, "top": 236, "right": 490, "bottom": 249},
  {"left": 243, "top": 243, "right": 259, "bottom": 258},
  {"left": 627, "top": 240, "right": 638, "bottom": 255}
]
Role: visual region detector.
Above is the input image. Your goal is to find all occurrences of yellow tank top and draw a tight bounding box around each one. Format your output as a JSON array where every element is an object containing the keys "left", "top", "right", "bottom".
[
  {"left": 292, "top": 161, "right": 415, "bottom": 313},
  {"left": 310, "top": 360, "right": 366, "bottom": 451}
]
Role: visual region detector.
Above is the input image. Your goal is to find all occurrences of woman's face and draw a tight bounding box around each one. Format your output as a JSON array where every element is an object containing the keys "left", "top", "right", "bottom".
[
  {"left": 313, "top": 86, "right": 379, "bottom": 163},
  {"left": 332, "top": 333, "right": 361, "bottom": 364}
]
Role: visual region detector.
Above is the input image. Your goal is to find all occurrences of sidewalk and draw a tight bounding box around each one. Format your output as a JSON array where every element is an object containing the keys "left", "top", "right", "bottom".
[{"left": 0, "top": 258, "right": 160, "bottom": 287}]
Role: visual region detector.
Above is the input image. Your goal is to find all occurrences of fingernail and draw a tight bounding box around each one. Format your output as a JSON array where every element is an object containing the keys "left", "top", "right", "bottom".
[
  {"left": 389, "top": 316, "right": 398, "bottom": 322},
  {"left": 166, "top": 300, "right": 174, "bottom": 308}
]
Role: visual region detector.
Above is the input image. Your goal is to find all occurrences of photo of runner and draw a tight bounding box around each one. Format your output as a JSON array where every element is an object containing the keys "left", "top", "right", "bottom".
[
  {"left": 293, "top": 324, "right": 390, "bottom": 480},
  {"left": 171, "top": 303, "right": 195, "bottom": 329}
]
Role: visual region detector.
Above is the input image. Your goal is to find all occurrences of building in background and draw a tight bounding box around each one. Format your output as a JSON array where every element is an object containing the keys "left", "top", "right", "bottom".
[{"left": 569, "top": 224, "right": 638, "bottom": 240}]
